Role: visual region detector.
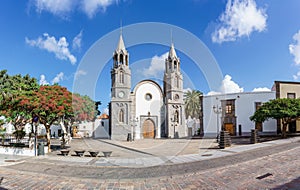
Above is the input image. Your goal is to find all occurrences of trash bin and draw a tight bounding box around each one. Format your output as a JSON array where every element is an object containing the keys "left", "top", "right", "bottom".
[
  {"left": 127, "top": 133, "right": 132, "bottom": 141},
  {"left": 38, "top": 142, "right": 45, "bottom": 156}
]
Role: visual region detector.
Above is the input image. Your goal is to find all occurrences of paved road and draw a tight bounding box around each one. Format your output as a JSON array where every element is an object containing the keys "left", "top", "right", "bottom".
[{"left": 0, "top": 138, "right": 300, "bottom": 189}]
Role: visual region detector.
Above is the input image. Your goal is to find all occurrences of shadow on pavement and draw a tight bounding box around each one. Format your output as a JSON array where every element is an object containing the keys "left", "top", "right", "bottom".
[
  {"left": 97, "top": 139, "right": 155, "bottom": 156},
  {"left": 273, "top": 176, "right": 300, "bottom": 189},
  {"left": 0, "top": 177, "right": 9, "bottom": 190}
]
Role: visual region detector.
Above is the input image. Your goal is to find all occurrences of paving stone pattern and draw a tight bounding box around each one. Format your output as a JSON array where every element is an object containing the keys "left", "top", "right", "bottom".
[{"left": 0, "top": 138, "right": 300, "bottom": 189}]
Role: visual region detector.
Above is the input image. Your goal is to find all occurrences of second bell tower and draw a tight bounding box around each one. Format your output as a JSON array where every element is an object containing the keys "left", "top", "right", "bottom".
[
  {"left": 110, "top": 33, "right": 132, "bottom": 140},
  {"left": 164, "top": 43, "right": 186, "bottom": 138}
]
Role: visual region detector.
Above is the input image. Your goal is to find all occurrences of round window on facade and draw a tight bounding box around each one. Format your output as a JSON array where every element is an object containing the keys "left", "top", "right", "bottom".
[{"left": 145, "top": 93, "right": 152, "bottom": 101}]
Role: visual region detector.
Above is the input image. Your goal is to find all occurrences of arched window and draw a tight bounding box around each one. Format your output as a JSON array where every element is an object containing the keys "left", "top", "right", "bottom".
[
  {"left": 174, "top": 61, "right": 177, "bottom": 71},
  {"left": 119, "top": 71, "right": 124, "bottom": 84},
  {"left": 120, "top": 54, "right": 124, "bottom": 64},
  {"left": 174, "top": 110, "right": 179, "bottom": 123},
  {"left": 119, "top": 109, "right": 124, "bottom": 123},
  {"left": 114, "top": 54, "right": 118, "bottom": 66}
]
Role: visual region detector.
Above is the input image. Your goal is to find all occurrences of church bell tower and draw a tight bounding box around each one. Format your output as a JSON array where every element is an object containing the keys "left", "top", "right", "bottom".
[
  {"left": 110, "top": 33, "right": 132, "bottom": 140},
  {"left": 164, "top": 43, "right": 186, "bottom": 138}
]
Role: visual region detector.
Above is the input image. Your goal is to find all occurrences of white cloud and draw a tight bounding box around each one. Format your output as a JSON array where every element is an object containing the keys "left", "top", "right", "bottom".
[
  {"left": 39, "top": 73, "right": 65, "bottom": 85},
  {"left": 220, "top": 75, "right": 244, "bottom": 93},
  {"left": 75, "top": 70, "right": 87, "bottom": 80},
  {"left": 207, "top": 91, "right": 221, "bottom": 96},
  {"left": 51, "top": 72, "right": 64, "bottom": 84},
  {"left": 207, "top": 75, "right": 272, "bottom": 95},
  {"left": 102, "top": 108, "right": 109, "bottom": 114},
  {"left": 142, "top": 52, "right": 168, "bottom": 78},
  {"left": 33, "top": 0, "right": 74, "bottom": 17},
  {"left": 252, "top": 87, "right": 271, "bottom": 92},
  {"left": 39, "top": 74, "right": 49, "bottom": 85},
  {"left": 31, "top": 0, "right": 119, "bottom": 19},
  {"left": 212, "top": 0, "right": 267, "bottom": 43},
  {"left": 25, "top": 33, "right": 76, "bottom": 64},
  {"left": 207, "top": 74, "right": 243, "bottom": 95},
  {"left": 72, "top": 30, "right": 83, "bottom": 50},
  {"left": 289, "top": 30, "right": 300, "bottom": 65},
  {"left": 81, "top": 0, "right": 118, "bottom": 18},
  {"left": 293, "top": 71, "right": 300, "bottom": 81}
]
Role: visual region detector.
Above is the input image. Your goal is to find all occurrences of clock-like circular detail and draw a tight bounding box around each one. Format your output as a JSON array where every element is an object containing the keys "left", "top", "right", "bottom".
[
  {"left": 118, "top": 91, "right": 125, "bottom": 98},
  {"left": 174, "top": 94, "right": 180, "bottom": 101},
  {"left": 145, "top": 93, "right": 152, "bottom": 101}
]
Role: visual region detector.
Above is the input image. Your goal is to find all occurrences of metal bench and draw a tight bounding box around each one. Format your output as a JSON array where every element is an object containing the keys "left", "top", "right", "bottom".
[
  {"left": 102, "top": 151, "right": 112, "bottom": 157},
  {"left": 60, "top": 150, "right": 70, "bottom": 156},
  {"left": 74, "top": 150, "right": 85, "bottom": 157}
]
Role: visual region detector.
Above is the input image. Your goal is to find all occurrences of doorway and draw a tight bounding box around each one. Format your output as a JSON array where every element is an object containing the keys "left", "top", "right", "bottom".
[{"left": 143, "top": 119, "right": 155, "bottom": 138}]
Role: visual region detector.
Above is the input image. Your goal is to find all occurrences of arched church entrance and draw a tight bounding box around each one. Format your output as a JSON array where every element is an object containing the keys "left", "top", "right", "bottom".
[{"left": 143, "top": 119, "right": 155, "bottom": 138}]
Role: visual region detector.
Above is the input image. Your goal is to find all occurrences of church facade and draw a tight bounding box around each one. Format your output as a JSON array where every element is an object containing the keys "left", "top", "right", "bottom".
[{"left": 109, "top": 34, "right": 187, "bottom": 140}]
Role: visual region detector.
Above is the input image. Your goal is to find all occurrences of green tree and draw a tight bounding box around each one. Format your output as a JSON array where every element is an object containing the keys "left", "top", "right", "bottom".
[
  {"left": 0, "top": 126, "right": 6, "bottom": 145},
  {"left": 250, "top": 98, "right": 300, "bottom": 138},
  {"left": 184, "top": 90, "right": 203, "bottom": 119},
  {"left": 0, "top": 71, "right": 39, "bottom": 133},
  {"left": 59, "top": 93, "right": 97, "bottom": 147}
]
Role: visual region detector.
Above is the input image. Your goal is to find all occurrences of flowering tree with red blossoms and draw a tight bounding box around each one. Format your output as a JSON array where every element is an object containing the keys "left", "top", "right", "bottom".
[
  {"left": 72, "top": 93, "right": 97, "bottom": 122},
  {"left": 19, "top": 86, "right": 97, "bottom": 151},
  {"left": 24, "top": 85, "right": 73, "bottom": 151},
  {"left": 1, "top": 71, "right": 98, "bottom": 151}
]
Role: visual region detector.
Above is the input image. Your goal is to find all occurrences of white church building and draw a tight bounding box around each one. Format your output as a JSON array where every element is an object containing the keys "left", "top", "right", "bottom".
[{"left": 109, "top": 34, "right": 187, "bottom": 140}]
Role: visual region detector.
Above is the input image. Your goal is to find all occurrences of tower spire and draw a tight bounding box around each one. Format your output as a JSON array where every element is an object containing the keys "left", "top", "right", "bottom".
[
  {"left": 168, "top": 42, "right": 177, "bottom": 59},
  {"left": 120, "top": 19, "right": 123, "bottom": 35},
  {"left": 168, "top": 28, "right": 177, "bottom": 59},
  {"left": 116, "top": 21, "right": 126, "bottom": 52},
  {"left": 171, "top": 28, "right": 173, "bottom": 45}
]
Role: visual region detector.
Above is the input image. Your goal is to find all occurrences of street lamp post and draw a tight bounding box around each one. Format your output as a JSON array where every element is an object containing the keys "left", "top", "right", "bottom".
[
  {"left": 131, "top": 117, "right": 139, "bottom": 141},
  {"left": 213, "top": 99, "right": 222, "bottom": 143},
  {"left": 32, "top": 116, "right": 39, "bottom": 156}
]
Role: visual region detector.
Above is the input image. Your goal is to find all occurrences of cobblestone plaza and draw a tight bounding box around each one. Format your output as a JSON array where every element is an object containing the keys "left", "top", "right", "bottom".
[{"left": 0, "top": 137, "right": 300, "bottom": 189}]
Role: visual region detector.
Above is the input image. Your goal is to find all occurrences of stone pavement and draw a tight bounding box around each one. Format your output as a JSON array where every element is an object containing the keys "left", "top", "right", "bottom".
[{"left": 0, "top": 137, "right": 300, "bottom": 189}]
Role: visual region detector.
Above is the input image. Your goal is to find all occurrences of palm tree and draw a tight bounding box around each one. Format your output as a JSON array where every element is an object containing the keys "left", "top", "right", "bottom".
[{"left": 184, "top": 90, "right": 203, "bottom": 119}]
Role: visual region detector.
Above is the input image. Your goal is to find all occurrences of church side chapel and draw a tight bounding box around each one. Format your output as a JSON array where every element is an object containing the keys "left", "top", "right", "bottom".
[{"left": 109, "top": 33, "right": 187, "bottom": 140}]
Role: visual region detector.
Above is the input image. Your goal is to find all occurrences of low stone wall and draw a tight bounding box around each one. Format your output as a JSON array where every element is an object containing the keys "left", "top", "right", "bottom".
[{"left": 0, "top": 146, "right": 48, "bottom": 156}]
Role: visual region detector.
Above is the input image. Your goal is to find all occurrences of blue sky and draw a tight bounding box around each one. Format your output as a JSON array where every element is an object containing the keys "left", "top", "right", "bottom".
[{"left": 1, "top": 0, "right": 300, "bottom": 113}]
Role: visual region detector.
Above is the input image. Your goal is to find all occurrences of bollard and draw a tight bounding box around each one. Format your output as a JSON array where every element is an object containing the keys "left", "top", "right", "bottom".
[
  {"left": 38, "top": 142, "right": 45, "bottom": 156},
  {"left": 127, "top": 133, "right": 132, "bottom": 142},
  {"left": 250, "top": 129, "right": 259, "bottom": 144},
  {"left": 219, "top": 131, "right": 231, "bottom": 149}
]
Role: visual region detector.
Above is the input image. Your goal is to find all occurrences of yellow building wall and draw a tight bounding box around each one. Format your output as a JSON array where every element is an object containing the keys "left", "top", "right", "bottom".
[
  {"left": 278, "top": 82, "right": 300, "bottom": 132},
  {"left": 279, "top": 83, "right": 300, "bottom": 98},
  {"left": 297, "top": 120, "right": 300, "bottom": 131}
]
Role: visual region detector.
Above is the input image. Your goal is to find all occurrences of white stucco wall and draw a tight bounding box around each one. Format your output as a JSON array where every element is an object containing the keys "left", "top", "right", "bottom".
[
  {"left": 78, "top": 122, "right": 94, "bottom": 137},
  {"left": 94, "top": 119, "right": 110, "bottom": 138},
  {"left": 50, "top": 125, "right": 61, "bottom": 137},
  {"left": 203, "top": 91, "right": 276, "bottom": 137},
  {"left": 133, "top": 81, "right": 164, "bottom": 139}
]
